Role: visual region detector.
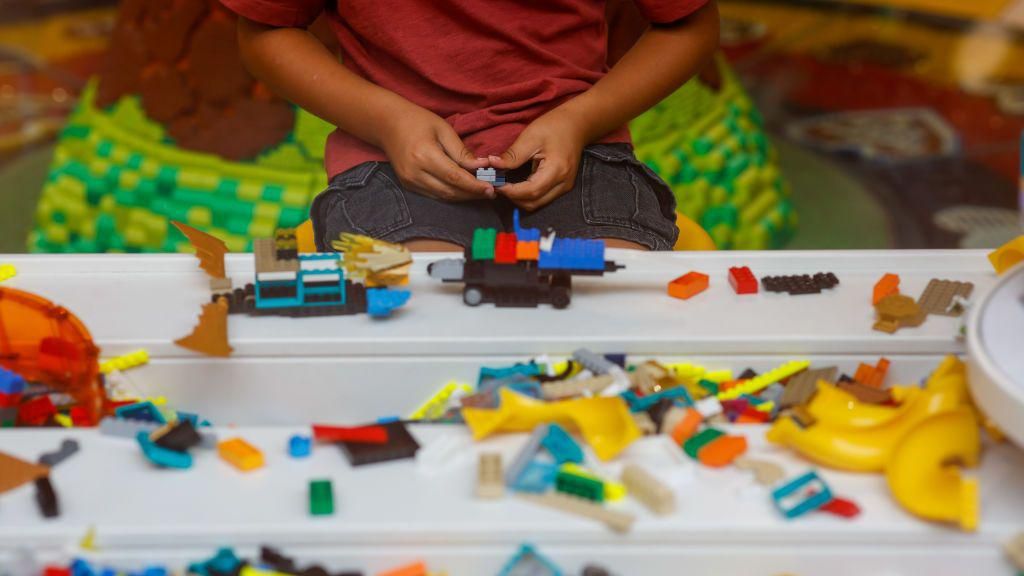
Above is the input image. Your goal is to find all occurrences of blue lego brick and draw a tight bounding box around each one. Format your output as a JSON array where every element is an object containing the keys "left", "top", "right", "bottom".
[
  {"left": 538, "top": 238, "right": 606, "bottom": 271},
  {"left": 377, "top": 415, "right": 401, "bottom": 424},
  {"left": 512, "top": 210, "right": 541, "bottom": 241},
  {"left": 366, "top": 288, "right": 411, "bottom": 317},
  {"left": 115, "top": 401, "right": 166, "bottom": 424},
  {"left": 620, "top": 386, "right": 693, "bottom": 412},
  {"left": 188, "top": 548, "right": 241, "bottom": 576},
  {"left": 498, "top": 543, "right": 563, "bottom": 576},
  {"left": 289, "top": 434, "right": 312, "bottom": 458},
  {"left": 541, "top": 424, "right": 583, "bottom": 465},
  {"left": 511, "top": 460, "right": 559, "bottom": 493},
  {"left": 0, "top": 367, "right": 25, "bottom": 395},
  {"left": 136, "top": 431, "right": 192, "bottom": 469},
  {"left": 772, "top": 471, "right": 833, "bottom": 519}
]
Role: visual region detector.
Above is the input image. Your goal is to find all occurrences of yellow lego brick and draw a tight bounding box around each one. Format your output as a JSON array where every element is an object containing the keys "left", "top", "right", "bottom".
[
  {"left": 218, "top": 438, "right": 264, "bottom": 472},
  {"left": 703, "top": 370, "right": 734, "bottom": 383},
  {"left": 53, "top": 413, "right": 73, "bottom": 428},
  {"left": 408, "top": 381, "right": 472, "bottom": 420},
  {"left": 665, "top": 362, "right": 707, "bottom": 382},
  {"left": 718, "top": 361, "right": 810, "bottom": 401},
  {"left": 988, "top": 235, "right": 1024, "bottom": 275},
  {"left": 100, "top": 349, "right": 150, "bottom": 374},
  {"left": 754, "top": 401, "right": 775, "bottom": 414},
  {"left": 0, "top": 264, "right": 16, "bottom": 283}
]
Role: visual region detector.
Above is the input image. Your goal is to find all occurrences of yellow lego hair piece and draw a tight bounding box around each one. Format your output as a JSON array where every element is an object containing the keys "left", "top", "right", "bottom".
[
  {"left": 100, "top": 349, "right": 150, "bottom": 374},
  {"left": 0, "top": 264, "right": 16, "bottom": 283},
  {"left": 408, "top": 381, "right": 472, "bottom": 420},
  {"left": 718, "top": 360, "right": 810, "bottom": 401}
]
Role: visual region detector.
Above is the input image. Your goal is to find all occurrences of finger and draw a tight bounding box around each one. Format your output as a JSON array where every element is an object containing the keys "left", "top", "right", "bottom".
[
  {"left": 498, "top": 158, "right": 564, "bottom": 201},
  {"left": 436, "top": 127, "right": 489, "bottom": 171},
  {"left": 422, "top": 147, "right": 495, "bottom": 198},
  {"left": 488, "top": 132, "right": 542, "bottom": 170},
  {"left": 510, "top": 181, "right": 570, "bottom": 212}
]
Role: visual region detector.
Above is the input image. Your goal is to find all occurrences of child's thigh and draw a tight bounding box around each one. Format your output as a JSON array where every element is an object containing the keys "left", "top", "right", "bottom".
[
  {"left": 520, "top": 144, "right": 679, "bottom": 251},
  {"left": 311, "top": 162, "right": 503, "bottom": 251}
]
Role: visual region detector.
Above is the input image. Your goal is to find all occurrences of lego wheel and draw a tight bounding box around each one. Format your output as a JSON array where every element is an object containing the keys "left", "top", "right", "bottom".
[
  {"left": 550, "top": 286, "right": 571, "bottom": 309},
  {"left": 463, "top": 286, "right": 484, "bottom": 307}
]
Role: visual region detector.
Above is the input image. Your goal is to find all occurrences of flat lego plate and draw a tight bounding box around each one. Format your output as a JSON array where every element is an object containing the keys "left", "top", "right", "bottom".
[
  {"left": 0, "top": 425, "right": 1021, "bottom": 575},
  {"left": 967, "top": 262, "right": 1024, "bottom": 447},
  {"left": 0, "top": 250, "right": 998, "bottom": 359}
]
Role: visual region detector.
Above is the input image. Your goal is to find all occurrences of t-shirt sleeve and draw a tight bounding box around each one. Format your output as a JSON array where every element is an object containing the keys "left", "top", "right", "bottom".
[
  {"left": 632, "top": 0, "right": 710, "bottom": 24},
  {"left": 220, "top": 0, "right": 326, "bottom": 28}
]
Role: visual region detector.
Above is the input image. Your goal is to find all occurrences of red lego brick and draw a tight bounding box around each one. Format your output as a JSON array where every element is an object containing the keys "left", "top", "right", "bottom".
[
  {"left": 43, "top": 567, "right": 71, "bottom": 576},
  {"left": 820, "top": 496, "right": 861, "bottom": 518},
  {"left": 667, "top": 271, "right": 709, "bottom": 300},
  {"left": 312, "top": 424, "right": 389, "bottom": 444},
  {"left": 728, "top": 266, "right": 758, "bottom": 295},
  {"left": 69, "top": 406, "right": 95, "bottom": 427},
  {"left": 494, "top": 232, "right": 518, "bottom": 264},
  {"left": 17, "top": 395, "right": 56, "bottom": 426},
  {"left": 0, "top": 391, "right": 20, "bottom": 408},
  {"left": 736, "top": 407, "right": 770, "bottom": 424}
]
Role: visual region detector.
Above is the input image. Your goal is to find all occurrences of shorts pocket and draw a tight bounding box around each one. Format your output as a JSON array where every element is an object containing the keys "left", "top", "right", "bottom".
[
  {"left": 311, "top": 163, "right": 413, "bottom": 251},
  {"left": 580, "top": 145, "right": 679, "bottom": 247}
]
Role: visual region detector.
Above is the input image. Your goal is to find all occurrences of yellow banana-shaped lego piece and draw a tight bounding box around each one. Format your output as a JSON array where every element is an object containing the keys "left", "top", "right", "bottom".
[
  {"left": 885, "top": 407, "right": 980, "bottom": 532},
  {"left": 807, "top": 381, "right": 921, "bottom": 429},
  {"left": 462, "top": 388, "right": 640, "bottom": 461}
]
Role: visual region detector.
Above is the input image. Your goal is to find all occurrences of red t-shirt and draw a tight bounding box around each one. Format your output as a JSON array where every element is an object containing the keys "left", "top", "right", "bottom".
[{"left": 222, "top": 0, "right": 708, "bottom": 178}]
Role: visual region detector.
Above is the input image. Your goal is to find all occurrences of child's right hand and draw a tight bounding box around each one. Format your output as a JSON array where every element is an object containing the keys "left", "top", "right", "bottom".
[{"left": 379, "top": 103, "right": 494, "bottom": 202}]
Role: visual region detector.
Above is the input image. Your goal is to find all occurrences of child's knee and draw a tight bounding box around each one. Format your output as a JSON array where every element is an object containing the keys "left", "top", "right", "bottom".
[{"left": 601, "top": 238, "right": 649, "bottom": 251}]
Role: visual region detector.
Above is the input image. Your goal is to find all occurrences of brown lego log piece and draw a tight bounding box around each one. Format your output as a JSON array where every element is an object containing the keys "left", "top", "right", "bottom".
[
  {"left": 0, "top": 451, "right": 50, "bottom": 495},
  {"left": 173, "top": 221, "right": 229, "bottom": 278},
  {"left": 779, "top": 367, "right": 837, "bottom": 409},
  {"left": 175, "top": 298, "right": 233, "bottom": 357},
  {"left": 621, "top": 463, "right": 675, "bottom": 515}
]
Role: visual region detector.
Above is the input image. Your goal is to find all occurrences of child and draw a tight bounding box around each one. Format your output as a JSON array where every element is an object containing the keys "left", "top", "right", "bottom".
[{"left": 224, "top": 0, "right": 719, "bottom": 251}]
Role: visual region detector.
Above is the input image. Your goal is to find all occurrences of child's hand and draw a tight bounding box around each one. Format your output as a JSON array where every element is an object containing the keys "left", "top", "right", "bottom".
[
  {"left": 489, "top": 109, "right": 586, "bottom": 212},
  {"left": 380, "top": 103, "right": 494, "bottom": 201}
]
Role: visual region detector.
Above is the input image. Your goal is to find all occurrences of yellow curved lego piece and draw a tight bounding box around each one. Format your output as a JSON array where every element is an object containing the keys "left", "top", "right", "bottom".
[
  {"left": 767, "top": 356, "right": 972, "bottom": 472},
  {"left": 885, "top": 407, "right": 980, "bottom": 532},
  {"left": 462, "top": 388, "right": 640, "bottom": 461},
  {"left": 988, "top": 234, "right": 1024, "bottom": 275}
]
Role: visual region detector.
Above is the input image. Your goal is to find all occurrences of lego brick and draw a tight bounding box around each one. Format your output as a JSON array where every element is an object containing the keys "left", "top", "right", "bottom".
[
  {"left": 476, "top": 452, "right": 504, "bottom": 499},
  {"left": 718, "top": 360, "right": 810, "bottom": 401},
  {"left": 408, "top": 381, "right": 472, "bottom": 420},
  {"left": 837, "top": 381, "right": 892, "bottom": 404},
  {"left": 505, "top": 426, "right": 548, "bottom": 487},
  {"left": 542, "top": 424, "right": 583, "bottom": 464},
  {"left": 0, "top": 367, "right": 26, "bottom": 395},
  {"left": 312, "top": 424, "right": 389, "bottom": 444},
  {"left": 854, "top": 357, "right": 890, "bottom": 388},
  {"left": 555, "top": 469, "right": 605, "bottom": 502},
  {"left": 1005, "top": 533, "right": 1024, "bottom": 570},
  {"left": 538, "top": 237, "right": 607, "bottom": 271},
  {"left": 621, "top": 463, "right": 675, "bottom": 516},
  {"left": 494, "top": 232, "right": 518, "bottom": 264},
  {"left": 153, "top": 420, "right": 203, "bottom": 452},
  {"left": 734, "top": 456, "right": 785, "bottom": 486},
  {"left": 820, "top": 496, "right": 861, "bottom": 519},
  {"left": 873, "top": 273, "right": 900, "bottom": 305},
  {"left": 471, "top": 228, "right": 497, "bottom": 261},
  {"left": 516, "top": 240, "right": 539, "bottom": 261},
  {"left": 38, "top": 439, "right": 80, "bottom": 468},
  {"left": 667, "top": 271, "right": 709, "bottom": 300},
  {"left": 497, "top": 544, "right": 561, "bottom": 576},
  {"left": 761, "top": 273, "right": 839, "bottom": 295},
  {"left": 35, "top": 476, "right": 59, "bottom": 518},
  {"left": 289, "top": 435, "right": 312, "bottom": 458},
  {"left": 779, "top": 366, "right": 837, "bottom": 409},
  {"left": 0, "top": 263, "right": 16, "bottom": 282},
  {"left": 99, "top": 348, "right": 150, "bottom": 374},
  {"left": 377, "top": 561, "right": 427, "bottom": 576},
  {"left": 0, "top": 451, "right": 50, "bottom": 495},
  {"left": 540, "top": 375, "right": 613, "bottom": 400},
  {"left": 512, "top": 460, "right": 558, "bottom": 493},
  {"left": 728, "top": 266, "right": 758, "bottom": 294},
  {"left": 917, "top": 278, "right": 974, "bottom": 317},
  {"left": 337, "top": 421, "right": 419, "bottom": 467},
  {"left": 988, "top": 235, "right": 1024, "bottom": 275},
  {"left": 218, "top": 437, "right": 264, "bottom": 471},
  {"left": 114, "top": 400, "right": 166, "bottom": 424},
  {"left": 309, "top": 479, "right": 334, "bottom": 516},
  {"left": 683, "top": 428, "right": 725, "bottom": 459},
  {"left": 18, "top": 396, "right": 57, "bottom": 426},
  {"left": 873, "top": 293, "right": 926, "bottom": 333},
  {"left": 518, "top": 492, "right": 635, "bottom": 533},
  {"left": 772, "top": 471, "right": 833, "bottom": 519},
  {"left": 138, "top": 431, "right": 193, "bottom": 469},
  {"left": 697, "top": 435, "right": 747, "bottom": 467},
  {"left": 0, "top": 391, "right": 20, "bottom": 408}
]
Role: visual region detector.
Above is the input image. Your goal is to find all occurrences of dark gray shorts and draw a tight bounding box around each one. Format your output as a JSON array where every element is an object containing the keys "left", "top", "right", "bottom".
[{"left": 311, "top": 143, "right": 679, "bottom": 251}]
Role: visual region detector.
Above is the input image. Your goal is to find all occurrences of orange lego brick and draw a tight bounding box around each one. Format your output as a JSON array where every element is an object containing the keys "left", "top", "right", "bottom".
[
  {"left": 376, "top": 561, "right": 427, "bottom": 576},
  {"left": 854, "top": 357, "right": 891, "bottom": 388},
  {"left": 218, "top": 437, "right": 264, "bottom": 471},
  {"left": 697, "top": 435, "right": 747, "bottom": 468},
  {"left": 873, "top": 273, "right": 900, "bottom": 305},
  {"left": 669, "top": 408, "right": 703, "bottom": 445},
  {"left": 516, "top": 240, "right": 539, "bottom": 261},
  {"left": 667, "top": 271, "right": 709, "bottom": 300}
]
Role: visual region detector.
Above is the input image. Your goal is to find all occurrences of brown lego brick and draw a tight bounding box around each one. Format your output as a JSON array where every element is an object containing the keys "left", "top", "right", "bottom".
[
  {"left": 779, "top": 367, "right": 837, "bottom": 409},
  {"left": 873, "top": 294, "right": 926, "bottom": 334},
  {"left": 787, "top": 406, "right": 817, "bottom": 428},
  {"left": 0, "top": 451, "right": 50, "bottom": 495},
  {"left": 254, "top": 238, "right": 299, "bottom": 275},
  {"left": 837, "top": 381, "right": 892, "bottom": 404},
  {"left": 917, "top": 279, "right": 974, "bottom": 317}
]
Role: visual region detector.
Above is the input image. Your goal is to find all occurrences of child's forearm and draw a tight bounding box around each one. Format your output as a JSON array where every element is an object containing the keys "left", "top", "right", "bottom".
[
  {"left": 236, "top": 17, "right": 408, "bottom": 150},
  {"left": 561, "top": 1, "right": 720, "bottom": 144}
]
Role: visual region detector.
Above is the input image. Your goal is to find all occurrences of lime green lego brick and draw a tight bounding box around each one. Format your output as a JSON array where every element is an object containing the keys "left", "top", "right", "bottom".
[
  {"left": 281, "top": 187, "right": 308, "bottom": 207},
  {"left": 254, "top": 202, "right": 282, "bottom": 220},
  {"left": 256, "top": 142, "right": 308, "bottom": 169},
  {"left": 45, "top": 224, "right": 70, "bottom": 245},
  {"left": 187, "top": 206, "right": 213, "bottom": 228},
  {"left": 471, "top": 228, "right": 497, "bottom": 261},
  {"left": 248, "top": 218, "right": 276, "bottom": 240},
  {"left": 177, "top": 170, "right": 220, "bottom": 191},
  {"left": 237, "top": 182, "right": 262, "bottom": 201}
]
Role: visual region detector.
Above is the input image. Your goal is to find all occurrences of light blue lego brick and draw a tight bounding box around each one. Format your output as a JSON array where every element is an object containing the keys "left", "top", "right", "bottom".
[
  {"left": 479, "top": 363, "right": 542, "bottom": 387},
  {"left": 188, "top": 548, "right": 241, "bottom": 576},
  {"left": 511, "top": 460, "right": 559, "bottom": 493},
  {"left": 620, "top": 386, "right": 693, "bottom": 413},
  {"left": 115, "top": 401, "right": 166, "bottom": 424},
  {"left": 366, "top": 288, "right": 411, "bottom": 317},
  {"left": 136, "top": 431, "right": 192, "bottom": 469},
  {"left": 541, "top": 424, "right": 583, "bottom": 465},
  {"left": 289, "top": 434, "right": 312, "bottom": 458},
  {"left": 772, "top": 471, "right": 832, "bottom": 519},
  {"left": 498, "top": 543, "right": 563, "bottom": 576}
]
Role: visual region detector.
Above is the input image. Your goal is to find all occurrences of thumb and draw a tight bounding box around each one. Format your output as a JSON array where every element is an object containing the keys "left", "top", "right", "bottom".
[
  {"left": 436, "top": 127, "right": 488, "bottom": 171},
  {"left": 489, "top": 132, "right": 541, "bottom": 170}
]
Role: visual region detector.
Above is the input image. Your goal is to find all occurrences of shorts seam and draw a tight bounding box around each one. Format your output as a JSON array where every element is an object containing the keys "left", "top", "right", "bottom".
[{"left": 555, "top": 225, "right": 674, "bottom": 251}]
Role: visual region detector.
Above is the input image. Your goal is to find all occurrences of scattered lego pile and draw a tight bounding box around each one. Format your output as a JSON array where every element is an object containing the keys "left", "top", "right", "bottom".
[{"left": 22, "top": 543, "right": 616, "bottom": 576}]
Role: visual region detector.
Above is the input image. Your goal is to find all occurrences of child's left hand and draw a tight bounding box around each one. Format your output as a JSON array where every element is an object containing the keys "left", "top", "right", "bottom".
[{"left": 488, "top": 108, "right": 587, "bottom": 212}]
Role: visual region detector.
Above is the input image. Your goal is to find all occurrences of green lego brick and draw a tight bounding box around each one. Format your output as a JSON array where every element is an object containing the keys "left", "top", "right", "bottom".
[
  {"left": 471, "top": 228, "right": 497, "bottom": 261},
  {"left": 309, "top": 479, "right": 334, "bottom": 516},
  {"left": 555, "top": 470, "right": 604, "bottom": 503},
  {"left": 684, "top": 428, "right": 724, "bottom": 459}
]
